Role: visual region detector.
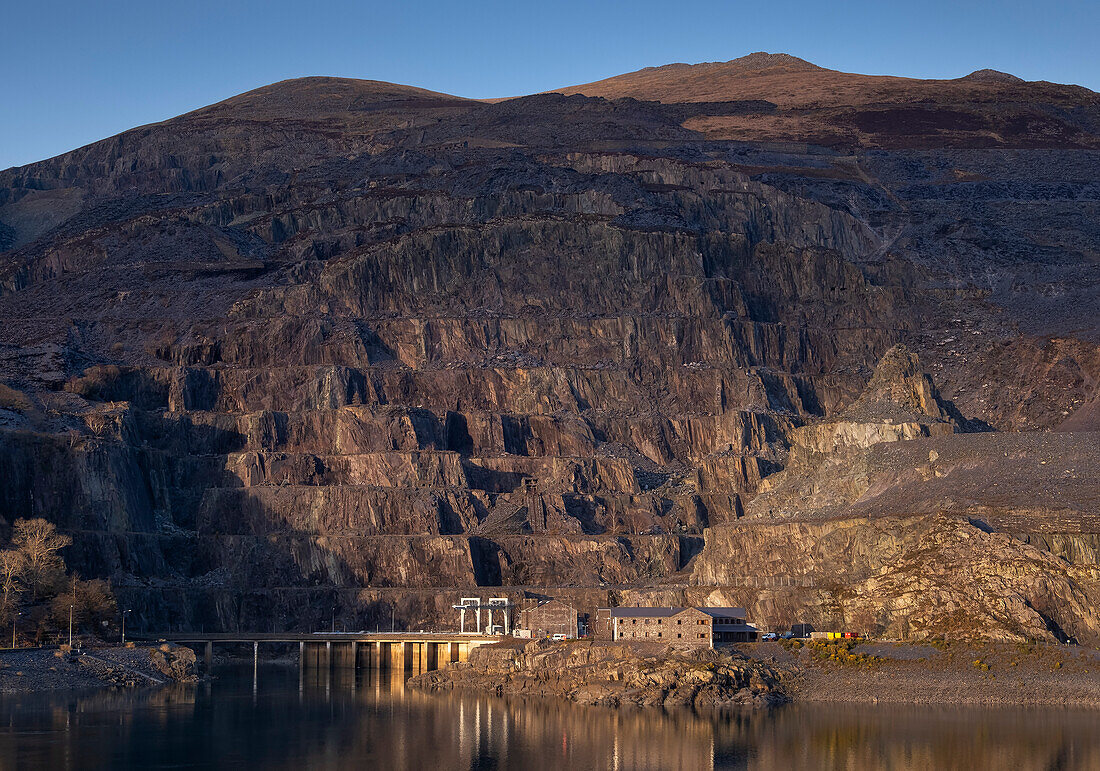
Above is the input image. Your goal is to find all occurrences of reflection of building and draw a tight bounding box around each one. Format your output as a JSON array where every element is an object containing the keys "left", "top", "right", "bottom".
[
  {"left": 518, "top": 600, "right": 579, "bottom": 638},
  {"left": 608, "top": 607, "right": 757, "bottom": 647}
]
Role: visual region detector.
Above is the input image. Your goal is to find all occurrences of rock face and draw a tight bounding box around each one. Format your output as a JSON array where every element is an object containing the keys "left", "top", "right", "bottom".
[
  {"left": 694, "top": 346, "right": 1100, "bottom": 644},
  {"left": 409, "top": 639, "right": 787, "bottom": 709},
  {"left": 0, "top": 56, "right": 1098, "bottom": 641}
]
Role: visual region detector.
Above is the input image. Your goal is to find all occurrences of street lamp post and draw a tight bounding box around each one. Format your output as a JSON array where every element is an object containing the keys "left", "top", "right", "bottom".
[
  {"left": 331, "top": 607, "right": 336, "bottom": 634},
  {"left": 68, "top": 605, "right": 74, "bottom": 648},
  {"left": 11, "top": 611, "right": 18, "bottom": 649}
]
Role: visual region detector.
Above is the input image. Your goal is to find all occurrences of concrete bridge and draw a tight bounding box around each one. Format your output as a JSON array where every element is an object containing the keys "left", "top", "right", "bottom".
[{"left": 133, "top": 632, "right": 502, "bottom": 674}]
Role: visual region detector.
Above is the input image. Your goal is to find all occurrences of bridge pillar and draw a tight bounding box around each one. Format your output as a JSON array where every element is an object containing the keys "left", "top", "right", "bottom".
[
  {"left": 325, "top": 641, "right": 332, "bottom": 670},
  {"left": 418, "top": 642, "right": 428, "bottom": 672},
  {"left": 373, "top": 641, "right": 382, "bottom": 669},
  {"left": 391, "top": 641, "right": 404, "bottom": 672},
  {"left": 342, "top": 641, "right": 357, "bottom": 668},
  {"left": 458, "top": 642, "right": 468, "bottom": 663},
  {"left": 299, "top": 641, "right": 306, "bottom": 675},
  {"left": 351, "top": 641, "right": 359, "bottom": 670},
  {"left": 205, "top": 641, "right": 213, "bottom": 671}
]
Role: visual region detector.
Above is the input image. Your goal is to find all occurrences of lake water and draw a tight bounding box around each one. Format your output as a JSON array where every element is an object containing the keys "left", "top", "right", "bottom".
[{"left": 1, "top": 665, "right": 1099, "bottom": 770}]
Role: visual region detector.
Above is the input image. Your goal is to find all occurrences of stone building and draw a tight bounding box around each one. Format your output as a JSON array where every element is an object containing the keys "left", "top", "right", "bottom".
[
  {"left": 592, "top": 607, "right": 615, "bottom": 640},
  {"left": 700, "top": 607, "right": 757, "bottom": 643},
  {"left": 518, "top": 600, "right": 579, "bottom": 638},
  {"left": 608, "top": 606, "right": 757, "bottom": 647}
]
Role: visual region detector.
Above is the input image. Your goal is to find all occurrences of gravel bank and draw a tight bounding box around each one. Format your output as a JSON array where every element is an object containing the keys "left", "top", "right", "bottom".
[
  {"left": 0, "top": 644, "right": 197, "bottom": 694},
  {"left": 738, "top": 641, "right": 1100, "bottom": 708}
]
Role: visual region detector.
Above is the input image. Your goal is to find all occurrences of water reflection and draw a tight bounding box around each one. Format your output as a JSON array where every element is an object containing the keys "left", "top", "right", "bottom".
[{"left": 0, "top": 666, "right": 1098, "bottom": 770}]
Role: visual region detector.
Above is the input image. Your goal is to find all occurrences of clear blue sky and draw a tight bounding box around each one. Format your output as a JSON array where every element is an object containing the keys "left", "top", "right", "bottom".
[{"left": 4, "top": 0, "right": 1097, "bottom": 170}]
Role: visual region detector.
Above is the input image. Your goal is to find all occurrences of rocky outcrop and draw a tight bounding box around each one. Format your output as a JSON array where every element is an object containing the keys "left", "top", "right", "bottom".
[
  {"left": 409, "top": 639, "right": 788, "bottom": 709},
  {"left": 749, "top": 345, "right": 961, "bottom": 517},
  {"left": 148, "top": 643, "right": 198, "bottom": 682},
  {"left": 790, "top": 344, "right": 959, "bottom": 453},
  {"left": 692, "top": 513, "right": 1100, "bottom": 644}
]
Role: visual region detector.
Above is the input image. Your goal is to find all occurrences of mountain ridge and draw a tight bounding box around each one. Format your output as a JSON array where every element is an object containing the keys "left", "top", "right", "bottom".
[{"left": 4, "top": 52, "right": 1099, "bottom": 176}]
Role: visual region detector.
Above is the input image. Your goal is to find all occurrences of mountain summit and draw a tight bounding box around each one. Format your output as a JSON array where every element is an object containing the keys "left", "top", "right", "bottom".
[{"left": 629, "top": 51, "right": 822, "bottom": 77}]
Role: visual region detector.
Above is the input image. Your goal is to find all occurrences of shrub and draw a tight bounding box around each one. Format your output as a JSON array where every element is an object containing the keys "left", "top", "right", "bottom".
[
  {"left": 50, "top": 579, "right": 118, "bottom": 639},
  {"left": 0, "top": 383, "right": 33, "bottom": 411}
]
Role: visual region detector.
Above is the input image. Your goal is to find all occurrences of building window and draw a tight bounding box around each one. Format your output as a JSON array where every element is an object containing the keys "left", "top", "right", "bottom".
[
  {"left": 657, "top": 632, "right": 662, "bottom": 638},
  {"left": 677, "top": 633, "right": 682, "bottom": 638}
]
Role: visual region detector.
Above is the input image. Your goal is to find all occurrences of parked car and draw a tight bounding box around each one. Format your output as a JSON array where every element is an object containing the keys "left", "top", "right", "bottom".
[
  {"left": 551, "top": 634, "right": 568, "bottom": 641},
  {"left": 780, "top": 632, "right": 796, "bottom": 640},
  {"left": 761, "top": 632, "right": 778, "bottom": 641}
]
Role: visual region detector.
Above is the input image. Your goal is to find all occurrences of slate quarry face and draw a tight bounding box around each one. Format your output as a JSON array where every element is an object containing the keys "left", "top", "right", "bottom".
[{"left": 1, "top": 64, "right": 1099, "bottom": 640}]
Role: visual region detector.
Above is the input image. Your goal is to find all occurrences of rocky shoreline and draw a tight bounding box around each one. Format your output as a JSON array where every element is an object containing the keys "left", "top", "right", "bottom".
[
  {"left": 410, "top": 639, "right": 1100, "bottom": 711},
  {"left": 0, "top": 643, "right": 199, "bottom": 694},
  {"left": 409, "top": 639, "right": 789, "bottom": 710}
]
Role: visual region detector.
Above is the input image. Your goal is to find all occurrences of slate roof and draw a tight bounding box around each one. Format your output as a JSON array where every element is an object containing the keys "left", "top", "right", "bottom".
[
  {"left": 609, "top": 607, "right": 685, "bottom": 618},
  {"left": 608, "top": 606, "right": 747, "bottom": 619},
  {"left": 697, "top": 607, "right": 747, "bottom": 620}
]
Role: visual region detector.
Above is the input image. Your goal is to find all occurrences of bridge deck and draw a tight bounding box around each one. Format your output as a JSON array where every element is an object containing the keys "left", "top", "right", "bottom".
[{"left": 132, "top": 632, "right": 502, "bottom": 644}]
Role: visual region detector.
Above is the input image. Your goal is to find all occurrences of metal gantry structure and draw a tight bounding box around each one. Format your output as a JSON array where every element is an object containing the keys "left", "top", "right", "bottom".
[{"left": 452, "top": 597, "right": 512, "bottom": 635}]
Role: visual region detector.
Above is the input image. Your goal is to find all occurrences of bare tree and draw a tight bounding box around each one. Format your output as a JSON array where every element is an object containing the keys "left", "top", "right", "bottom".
[
  {"left": 12, "top": 519, "right": 71, "bottom": 599},
  {"left": 0, "top": 550, "right": 23, "bottom": 621}
]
